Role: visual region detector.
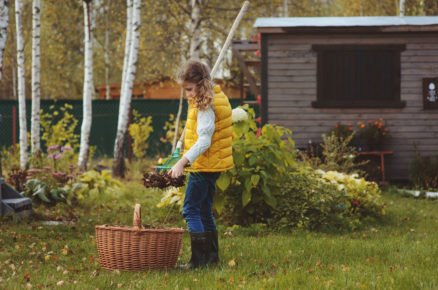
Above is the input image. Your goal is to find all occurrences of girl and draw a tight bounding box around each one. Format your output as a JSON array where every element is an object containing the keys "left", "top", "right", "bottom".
[{"left": 169, "top": 59, "right": 234, "bottom": 269}]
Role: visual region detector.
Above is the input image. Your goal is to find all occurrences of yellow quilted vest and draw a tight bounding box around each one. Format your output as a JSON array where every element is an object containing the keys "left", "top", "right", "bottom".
[{"left": 184, "top": 85, "right": 234, "bottom": 172}]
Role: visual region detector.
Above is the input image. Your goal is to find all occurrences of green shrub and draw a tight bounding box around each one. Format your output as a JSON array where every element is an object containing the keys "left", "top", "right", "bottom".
[
  {"left": 410, "top": 152, "right": 438, "bottom": 190},
  {"left": 39, "top": 104, "right": 81, "bottom": 171},
  {"left": 24, "top": 179, "right": 68, "bottom": 204},
  {"left": 23, "top": 170, "right": 123, "bottom": 205},
  {"left": 271, "top": 167, "right": 385, "bottom": 231},
  {"left": 328, "top": 122, "right": 354, "bottom": 140},
  {"left": 40, "top": 104, "right": 79, "bottom": 151},
  {"left": 1, "top": 145, "right": 21, "bottom": 173},
  {"left": 214, "top": 106, "right": 296, "bottom": 225},
  {"left": 64, "top": 170, "right": 123, "bottom": 202},
  {"left": 300, "top": 132, "right": 365, "bottom": 175},
  {"left": 128, "top": 110, "right": 153, "bottom": 159}
]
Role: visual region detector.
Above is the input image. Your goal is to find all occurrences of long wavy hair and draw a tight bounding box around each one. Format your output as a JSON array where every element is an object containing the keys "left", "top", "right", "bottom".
[{"left": 177, "top": 59, "right": 214, "bottom": 111}]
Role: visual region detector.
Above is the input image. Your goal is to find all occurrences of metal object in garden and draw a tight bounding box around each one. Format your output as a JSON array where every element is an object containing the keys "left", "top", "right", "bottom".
[
  {"left": 0, "top": 178, "right": 32, "bottom": 219},
  {"left": 153, "top": 141, "right": 182, "bottom": 173},
  {"left": 0, "top": 114, "right": 32, "bottom": 219}
]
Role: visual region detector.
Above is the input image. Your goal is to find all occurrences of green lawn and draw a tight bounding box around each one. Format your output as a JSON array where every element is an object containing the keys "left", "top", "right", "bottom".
[{"left": 1, "top": 183, "right": 437, "bottom": 290}]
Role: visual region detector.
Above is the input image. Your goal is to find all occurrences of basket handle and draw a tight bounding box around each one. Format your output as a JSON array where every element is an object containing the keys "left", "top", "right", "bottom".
[{"left": 133, "top": 203, "right": 144, "bottom": 230}]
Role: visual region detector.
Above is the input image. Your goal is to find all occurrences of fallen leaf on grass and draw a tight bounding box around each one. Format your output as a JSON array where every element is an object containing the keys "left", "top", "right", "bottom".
[
  {"left": 228, "top": 259, "right": 236, "bottom": 267},
  {"left": 316, "top": 260, "right": 322, "bottom": 267},
  {"left": 62, "top": 245, "right": 69, "bottom": 256},
  {"left": 56, "top": 280, "right": 64, "bottom": 286},
  {"left": 23, "top": 272, "right": 30, "bottom": 282},
  {"left": 91, "top": 270, "right": 99, "bottom": 277},
  {"left": 26, "top": 283, "right": 32, "bottom": 289}
]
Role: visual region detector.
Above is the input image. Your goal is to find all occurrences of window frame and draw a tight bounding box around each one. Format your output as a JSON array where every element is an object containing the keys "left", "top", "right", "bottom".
[{"left": 312, "top": 44, "right": 406, "bottom": 109}]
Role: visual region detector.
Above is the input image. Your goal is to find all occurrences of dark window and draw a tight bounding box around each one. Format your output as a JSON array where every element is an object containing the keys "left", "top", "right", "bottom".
[{"left": 312, "top": 45, "right": 406, "bottom": 108}]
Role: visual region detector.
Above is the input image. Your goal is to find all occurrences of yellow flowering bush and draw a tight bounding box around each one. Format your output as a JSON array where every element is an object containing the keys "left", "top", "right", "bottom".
[
  {"left": 315, "top": 169, "right": 384, "bottom": 216},
  {"left": 128, "top": 110, "right": 153, "bottom": 159}
]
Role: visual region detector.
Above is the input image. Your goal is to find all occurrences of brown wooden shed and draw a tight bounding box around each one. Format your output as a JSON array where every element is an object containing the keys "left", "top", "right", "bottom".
[{"left": 255, "top": 16, "right": 438, "bottom": 180}]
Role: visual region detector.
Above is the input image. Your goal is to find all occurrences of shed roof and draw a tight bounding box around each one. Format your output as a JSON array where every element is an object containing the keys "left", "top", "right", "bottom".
[{"left": 254, "top": 16, "right": 438, "bottom": 33}]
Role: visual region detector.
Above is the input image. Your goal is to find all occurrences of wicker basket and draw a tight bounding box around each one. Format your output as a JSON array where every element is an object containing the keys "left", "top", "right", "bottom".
[{"left": 95, "top": 204, "right": 184, "bottom": 271}]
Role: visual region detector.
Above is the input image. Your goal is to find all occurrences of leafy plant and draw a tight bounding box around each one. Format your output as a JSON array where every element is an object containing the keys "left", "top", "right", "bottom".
[
  {"left": 6, "top": 167, "right": 28, "bottom": 192},
  {"left": 301, "top": 132, "right": 364, "bottom": 175},
  {"left": 1, "top": 145, "right": 21, "bottom": 173},
  {"left": 357, "top": 119, "right": 390, "bottom": 150},
  {"left": 156, "top": 186, "right": 184, "bottom": 209},
  {"left": 315, "top": 169, "right": 385, "bottom": 218},
  {"left": 40, "top": 103, "right": 80, "bottom": 151},
  {"left": 24, "top": 179, "right": 67, "bottom": 204},
  {"left": 271, "top": 166, "right": 385, "bottom": 231},
  {"left": 214, "top": 106, "right": 296, "bottom": 224},
  {"left": 46, "top": 144, "right": 73, "bottom": 172},
  {"left": 328, "top": 122, "right": 354, "bottom": 140},
  {"left": 64, "top": 170, "right": 123, "bottom": 201},
  {"left": 410, "top": 151, "right": 438, "bottom": 190},
  {"left": 128, "top": 110, "right": 153, "bottom": 159}
]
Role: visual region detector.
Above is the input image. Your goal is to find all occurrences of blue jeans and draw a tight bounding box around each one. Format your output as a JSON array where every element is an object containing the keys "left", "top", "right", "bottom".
[{"left": 182, "top": 172, "right": 220, "bottom": 233}]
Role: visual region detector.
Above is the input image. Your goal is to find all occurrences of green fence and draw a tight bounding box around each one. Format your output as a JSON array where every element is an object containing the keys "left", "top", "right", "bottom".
[{"left": 0, "top": 99, "right": 243, "bottom": 157}]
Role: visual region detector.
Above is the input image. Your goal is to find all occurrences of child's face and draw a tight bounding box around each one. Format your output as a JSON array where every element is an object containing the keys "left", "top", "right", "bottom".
[{"left": 182, "top": 82, "right": 197, "bottom": 100}]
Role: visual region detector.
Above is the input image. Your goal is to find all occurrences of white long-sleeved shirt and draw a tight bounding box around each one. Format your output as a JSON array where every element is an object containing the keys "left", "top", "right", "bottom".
[{"left": 183, "top": 106, "right": 215, "bottom": 164}]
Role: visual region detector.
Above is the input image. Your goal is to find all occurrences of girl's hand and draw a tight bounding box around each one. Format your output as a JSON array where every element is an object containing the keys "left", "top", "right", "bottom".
[{"left": 168, "top": 157, "right": 189, "bottom": 178}]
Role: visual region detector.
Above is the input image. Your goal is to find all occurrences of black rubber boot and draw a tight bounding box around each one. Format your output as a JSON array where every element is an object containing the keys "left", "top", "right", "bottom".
[
  {"left": 179, "top": 232, "right": 208, "bottom": 269},
  {"left": 206, "top": 231, "right": 219, "bottom": 265}
]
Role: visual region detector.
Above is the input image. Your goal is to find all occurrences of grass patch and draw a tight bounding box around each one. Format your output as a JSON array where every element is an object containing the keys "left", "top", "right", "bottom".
[{"left": 0, "top": 183, "right": 437, "bottom": 289}]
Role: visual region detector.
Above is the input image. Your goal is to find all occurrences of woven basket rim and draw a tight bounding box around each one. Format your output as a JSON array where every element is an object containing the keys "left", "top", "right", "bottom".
[{"left": 95, "top": 225, "right": 185, "bottom": 233}]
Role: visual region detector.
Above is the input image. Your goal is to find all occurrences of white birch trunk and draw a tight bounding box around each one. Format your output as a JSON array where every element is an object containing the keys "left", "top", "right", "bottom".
[
  {"left": 283, "top": 0, "right": 288, "bottom": 17},
  {"left": 172, "top": 0, "right": 202, "bottom": 151},
  {"left": 104, "top": 0, "right": 110, "bottom": 100},
  {"left": 120, "top": 0, "right": 133, "bottom": 102},
  {"left": 113, "top": 0, "right": 140, "bottom": 177},
  {"left": 15, "top": 0, "right": 27, "bottom": 169},
  {"left": 78, "top": 0, "right": 94, "bottom": 171},
  {"left": 0, "top": 0, "right": 9, "bottom": 80},
  {"left": 31, "top": 0, "right": 41, "bottom": 154},
  {"left": 188, "top": 0, "right": 202, "bottom": 59},
  {"left": 399, "top": 0, "right": 406, "bottom": 16}
]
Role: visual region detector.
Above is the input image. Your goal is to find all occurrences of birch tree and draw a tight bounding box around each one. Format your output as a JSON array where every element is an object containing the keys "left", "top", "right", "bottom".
[
  {"left": 113, "top": 0, "right": 141, "bottom": 177},
  {"left": 31, "top": 0, "right": 41, "bottom": 154},
  {"left": 78, "top": 0, "right": 94, "bottom": 171},
  {"left": 104, "top": 0, "right": 111, "bottom": 100},
  {"left": 400, "top": 0, "right": 406, "bottom": 15},
  {"left": 172, "top": 0, "right": 203, "bottom": 151},
  {"left": 120, "top": 0, "right": 133, "bottom": 104},
  {"left": 0, "top": 0, "right": 9, "bottom": 80},
  {"left": 15, "top": 0, "right": 27, "bottom": 169}
]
